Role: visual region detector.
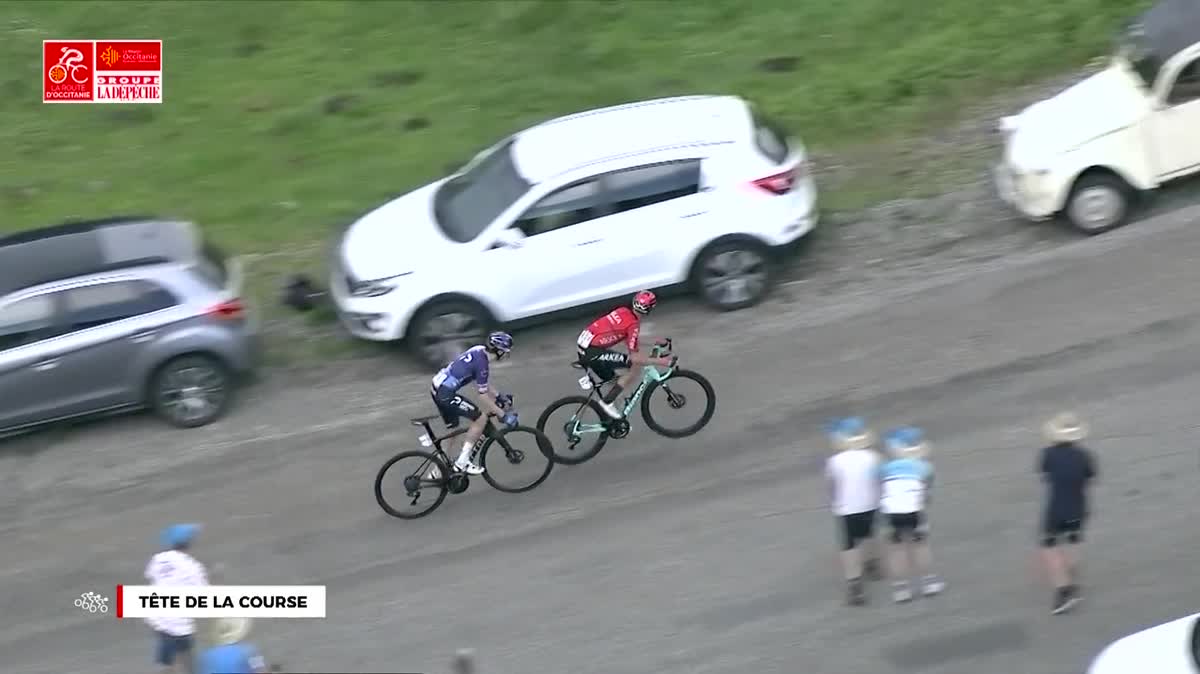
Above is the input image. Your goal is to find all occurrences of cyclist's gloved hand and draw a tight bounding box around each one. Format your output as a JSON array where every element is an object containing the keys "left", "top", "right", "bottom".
[{"left": 501, "top": 412, "right": 519, "bottom": 429}]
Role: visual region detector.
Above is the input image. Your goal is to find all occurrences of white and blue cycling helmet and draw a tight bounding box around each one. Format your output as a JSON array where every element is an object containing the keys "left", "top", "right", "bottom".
[{"left": 486, "top": 331, "right": 514, "bottom": 357}]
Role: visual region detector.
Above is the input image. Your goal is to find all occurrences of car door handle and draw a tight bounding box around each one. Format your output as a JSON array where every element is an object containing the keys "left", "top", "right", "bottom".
[
  {"left": 681, "top": 211, "right": 709, "bottom": 219},
  {"left": 576, "top": 239, "right": 602, "bottom": 247},
  {"left": 130, "top": 331, "right": 158, "bottom": 343},
  {"left": 32, "top": 358, "right": 60, "bottom": 372}
]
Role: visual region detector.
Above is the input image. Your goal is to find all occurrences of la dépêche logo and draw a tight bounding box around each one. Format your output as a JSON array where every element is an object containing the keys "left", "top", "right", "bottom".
[{"left": 44, "top": 39, "right": 162, "bottom": 104}]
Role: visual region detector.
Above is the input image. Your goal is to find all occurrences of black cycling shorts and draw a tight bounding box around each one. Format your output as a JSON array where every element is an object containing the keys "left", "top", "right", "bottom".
[
  {"left": 838, "top": 510, "right": 878, "bottom": 551},
  {"left": 886, "top": 512, "right": 927, "bottom": 543},
  {"left": 430, "top": 389, "right": 481, "bottom": 428},
  {"left": 577, "top": 347, "right": 631, "bottom": 383}
]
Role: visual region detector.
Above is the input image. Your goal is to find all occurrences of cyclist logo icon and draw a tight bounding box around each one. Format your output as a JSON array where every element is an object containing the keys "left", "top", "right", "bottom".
[
  {"left": 75, "top": 591, "right": 110, "bottom": 614},
  {"left": 47, "top": 47, "right": 89, "bottom": 85}
]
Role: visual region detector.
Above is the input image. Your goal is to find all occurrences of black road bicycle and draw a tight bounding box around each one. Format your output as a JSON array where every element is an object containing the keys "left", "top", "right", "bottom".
[
  {"left": 374, "top": 400, "right": 554, "bottom": 519},
  {"left": 535, "top": 338, "right": 716, "bottom": 465}
]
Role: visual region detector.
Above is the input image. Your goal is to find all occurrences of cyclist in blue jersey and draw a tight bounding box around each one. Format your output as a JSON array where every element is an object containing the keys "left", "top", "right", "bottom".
[{"left": 431, "top": 331, "right": 518, "bottom": 475}]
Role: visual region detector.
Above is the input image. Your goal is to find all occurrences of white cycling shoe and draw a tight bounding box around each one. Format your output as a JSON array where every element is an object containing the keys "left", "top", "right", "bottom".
[{"left": 454, "top": 460, "right": 485, "bottom": 476}]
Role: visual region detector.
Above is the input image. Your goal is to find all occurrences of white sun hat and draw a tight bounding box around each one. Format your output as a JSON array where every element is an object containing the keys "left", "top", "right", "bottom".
[
  {"left": 211, "top": 616, "right": 252, "bottom": 646},
  {"left": 1043, "top": 412, "right": 1088, "bottom": 444}
]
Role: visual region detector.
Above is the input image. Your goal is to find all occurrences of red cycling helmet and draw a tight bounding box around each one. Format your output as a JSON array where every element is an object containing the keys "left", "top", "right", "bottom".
[{"left": 632, "top": 290, "right": 657, "bottom": 315}]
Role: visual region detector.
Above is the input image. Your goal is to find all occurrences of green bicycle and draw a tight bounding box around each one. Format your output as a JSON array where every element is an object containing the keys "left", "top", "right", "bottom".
[{"left": 535, "top": 337, "right": 716, "bottom": 465}]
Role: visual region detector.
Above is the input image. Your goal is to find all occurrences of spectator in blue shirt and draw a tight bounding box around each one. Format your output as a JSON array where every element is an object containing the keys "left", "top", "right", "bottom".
[{"left": 196, "top": 617, "right": 268, "bottom": 674}]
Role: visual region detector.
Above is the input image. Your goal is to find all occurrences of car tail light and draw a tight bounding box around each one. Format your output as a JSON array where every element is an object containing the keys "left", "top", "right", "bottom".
[
  {"left": 207, "top": 298, "right": 246, "bottom": 320},
  {"left": 751, "top": 170, "right": 795, "bottom": 195}
]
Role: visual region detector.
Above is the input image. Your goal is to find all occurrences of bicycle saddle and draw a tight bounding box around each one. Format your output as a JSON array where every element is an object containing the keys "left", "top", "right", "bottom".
[{"left": 410, "top": 413, "right": 442, "bottom": 426}]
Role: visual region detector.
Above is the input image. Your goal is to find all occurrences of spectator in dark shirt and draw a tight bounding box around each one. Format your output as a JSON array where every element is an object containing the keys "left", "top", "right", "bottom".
[{"left": 1037, "top": 412, "right": 1097, "bottom": 615}]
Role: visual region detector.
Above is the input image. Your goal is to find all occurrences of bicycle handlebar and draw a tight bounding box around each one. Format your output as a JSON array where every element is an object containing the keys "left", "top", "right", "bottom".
[
  {"left": 651, "top": 337, "right": 674, "bottom": 358},
  {"left": 487, "top": 394, "right": 515, "bottom": 419}
]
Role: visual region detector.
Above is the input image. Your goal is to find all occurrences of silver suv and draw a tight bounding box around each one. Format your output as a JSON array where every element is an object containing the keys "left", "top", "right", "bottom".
[{"left": 0, "top": 216, "right": 260, "bottom": 436}]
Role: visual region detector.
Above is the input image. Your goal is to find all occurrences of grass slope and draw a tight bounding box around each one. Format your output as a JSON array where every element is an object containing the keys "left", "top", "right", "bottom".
[{"left": 0, "top": 0, "right": 1146, "bottom": 363}]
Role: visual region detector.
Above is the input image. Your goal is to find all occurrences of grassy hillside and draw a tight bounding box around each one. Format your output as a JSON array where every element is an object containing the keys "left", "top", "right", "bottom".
[{"left": 0, "top": 0, "right": 1148, "bottom": 362}]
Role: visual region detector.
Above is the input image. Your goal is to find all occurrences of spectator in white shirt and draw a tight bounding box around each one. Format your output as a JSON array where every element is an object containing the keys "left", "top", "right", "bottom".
[
  {"left": 824, "top": 417, "right": 884, "bottom": 606},
  {"left": 145, "top": 523, "right": 208, "bottom": 674},
  {"left": 879, "top": 427, "right": 944, "bottom": 603}
]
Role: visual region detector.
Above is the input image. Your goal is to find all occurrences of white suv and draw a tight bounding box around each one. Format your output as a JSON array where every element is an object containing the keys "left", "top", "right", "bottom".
[
  {"left": 1086, "top": 612, "right": 1198, "bottom": 674},
  {"left": 330, "top": 95, "right": 818, "bottom": 368}
]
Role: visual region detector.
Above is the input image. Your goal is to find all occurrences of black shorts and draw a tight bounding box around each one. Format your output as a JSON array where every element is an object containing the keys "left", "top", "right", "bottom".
[
  {"left": 886, "top": 512, "right": 927, "bottom": 543},
  {"left": 838, "top": 510, "right": 877, "bottom": 550},
  {"left": 430, "top": 389, "right": 481, "bottom": 428},
  {"left": 577, "top": 346, "right": 631, "bottom": 382},
  {"left": 1040, "top": 515, "right": 1085, "bottom": 547}
]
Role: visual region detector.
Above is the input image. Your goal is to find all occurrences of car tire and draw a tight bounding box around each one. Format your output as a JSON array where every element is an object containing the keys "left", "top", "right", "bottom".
[
  {"left": 1063, "top": 173, "right": 1132, "bottom": 236},
  {"left": 407, "top": 298, "right": 493, "bottom": 371},
  {"left": 149, "top": 354, "right": 233, "bottom": 429},
  {"left": 690, "top": 239, "right": 773, "bottom": 311}
]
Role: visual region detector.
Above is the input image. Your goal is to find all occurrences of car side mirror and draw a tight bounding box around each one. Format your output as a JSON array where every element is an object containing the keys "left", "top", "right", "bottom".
[{"left": 495, "top": 228, "right": 525, "bottom": 249}]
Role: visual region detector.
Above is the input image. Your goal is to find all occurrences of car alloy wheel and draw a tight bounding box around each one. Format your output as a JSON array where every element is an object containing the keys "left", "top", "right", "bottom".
[
  {"left": 696, "top": 242, "right": 771, "bottom": 311},
  {"left": 409, "top": 299, "right": 491, "bottom": 370},
  {"left": 154, "top": 356, "right": 229, "bottom": 428}
]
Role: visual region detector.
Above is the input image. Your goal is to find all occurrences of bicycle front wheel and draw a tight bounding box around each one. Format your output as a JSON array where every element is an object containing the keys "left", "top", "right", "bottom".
[
  {"left": 641, "top": 368, "right": 716, "bottom": 438},
  {"left": 480, "top": 425, "right": 554, "bottom": 493},
  {"left": 535, "top": 396, "right": 611, "bottom": 465},
  {"left": 374, "top": 450, "right": 450, "bottom": 519}
]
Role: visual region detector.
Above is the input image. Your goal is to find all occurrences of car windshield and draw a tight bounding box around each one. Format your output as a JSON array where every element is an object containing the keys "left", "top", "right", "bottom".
[
  {"left": 432, "top": 139, "right": 532, "bottom": 243},
  {"left": 1115, "top": 24, "right": 1158, "bottom": 89}
]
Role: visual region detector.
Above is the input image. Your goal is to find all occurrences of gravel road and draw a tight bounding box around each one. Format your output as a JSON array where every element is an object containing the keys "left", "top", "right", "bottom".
[{"left": 4, "top": 185, "right": 1200, "bottom": 674}]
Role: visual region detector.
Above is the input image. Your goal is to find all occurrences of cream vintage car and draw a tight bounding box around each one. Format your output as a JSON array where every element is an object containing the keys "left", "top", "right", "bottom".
[
  {"left": 1086, "top": 612, "right": 1199, "bottom": 673},
  {"left": 995, "top": 0, "right": 1200, "bottom": 234}
]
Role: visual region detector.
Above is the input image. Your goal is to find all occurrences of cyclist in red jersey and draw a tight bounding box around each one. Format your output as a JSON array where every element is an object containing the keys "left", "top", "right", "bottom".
[{"left": 576, "top": 290, "right": 674, "bottom": 419}]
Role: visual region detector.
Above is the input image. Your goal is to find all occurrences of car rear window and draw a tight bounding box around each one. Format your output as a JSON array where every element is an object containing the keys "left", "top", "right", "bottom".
[
  {"left": 63, "top": 280, "right": 178, "bottom": 331},
  {"left": 750, "top": 107, "right": 791, "bottom": 164},
  {"left": 433, "top": 139, "right": 532, "bottom": 243},
  {"left": 193, "top": 239, "right": 229, "bottom": 289}
]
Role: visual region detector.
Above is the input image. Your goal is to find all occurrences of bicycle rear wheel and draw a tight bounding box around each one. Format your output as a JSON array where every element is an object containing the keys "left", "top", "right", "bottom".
[
  {"left": 535, "top": 395, "right": 611, "bottom": 465},
  {"left": 641, "top": 368, "right": 716, "bottom": 438},
  {"left": 374, "top": 450, "right": 450, "bottom": 519},
  {"left": 480, "top": 425, "right": 555, "bottom": 493}
]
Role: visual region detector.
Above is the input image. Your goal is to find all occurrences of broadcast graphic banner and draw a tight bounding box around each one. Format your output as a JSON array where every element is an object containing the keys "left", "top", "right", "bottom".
[{"left": 116, "top": 585, "right": 326, "bottom": 618}]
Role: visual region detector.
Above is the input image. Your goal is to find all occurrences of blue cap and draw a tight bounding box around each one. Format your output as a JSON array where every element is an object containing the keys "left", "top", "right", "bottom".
[
  {"left": 885, "top": 426, "right": 924, "bottom": 450},
  {"left": 826, "top": 416, "right": 867, "bottom": 437},
  {"left": 160, "top": 523, "right": 201, "bottom": 549}
]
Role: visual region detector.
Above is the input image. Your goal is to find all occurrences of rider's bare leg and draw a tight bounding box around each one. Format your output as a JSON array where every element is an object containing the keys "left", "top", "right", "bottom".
[
  {"left": 614, "top": 366, "right": 641, "bottom": 397},
  {"left": 454, "top": 414, "right": 489, "bottom": 470},
  {"left": 598, "top": 364, "right": 640, "bottom": 419}
]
